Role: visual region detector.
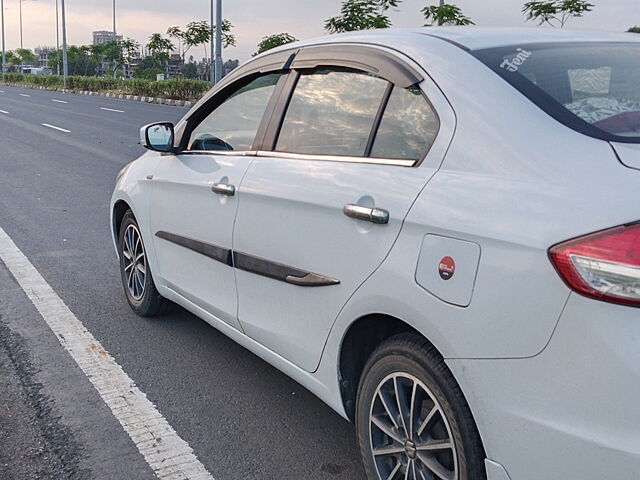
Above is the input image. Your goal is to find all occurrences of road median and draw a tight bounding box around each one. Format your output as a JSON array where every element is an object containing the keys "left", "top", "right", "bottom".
[{"left": 0, "top": 73, "right": 208, "bottom": 107}]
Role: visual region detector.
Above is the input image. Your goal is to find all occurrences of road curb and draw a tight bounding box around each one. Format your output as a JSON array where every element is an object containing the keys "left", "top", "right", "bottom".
[{"left": 0, "top": 82, "right": 194, "bottom": 108}]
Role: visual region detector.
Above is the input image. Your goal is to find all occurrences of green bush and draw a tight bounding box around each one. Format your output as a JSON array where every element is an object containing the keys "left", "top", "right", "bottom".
[{"left": 0, "top": 73, "right": 211, "bottom": 101}]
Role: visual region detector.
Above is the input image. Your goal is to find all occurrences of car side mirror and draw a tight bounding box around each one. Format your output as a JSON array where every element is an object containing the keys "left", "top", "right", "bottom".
[{"left": 141, "top": 122, "right": 175, "bottom": 153}]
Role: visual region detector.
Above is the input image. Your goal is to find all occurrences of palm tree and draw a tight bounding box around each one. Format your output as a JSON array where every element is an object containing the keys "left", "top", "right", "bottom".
[{"left": 146, "top": 33, "right": 174, "bottom": 77}]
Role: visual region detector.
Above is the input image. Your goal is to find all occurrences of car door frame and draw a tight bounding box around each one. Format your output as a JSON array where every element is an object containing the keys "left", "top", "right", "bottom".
[
  {"left": 148, "top": 56, "right": 300, "bottom": 329},
  {"left": 174, "top": 43, "right": 434, "bottom": 159},
  {"left": 228, "top": 42, "right": 457, "bottom": 372},
  {"left": 172, "top": 49, "right": 301, "bottom": 154}
]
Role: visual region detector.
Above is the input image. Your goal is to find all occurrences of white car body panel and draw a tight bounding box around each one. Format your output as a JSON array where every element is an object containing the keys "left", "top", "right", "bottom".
[
  {"left": 111, "top": 152, "right": 160, "bottom": 264},
  {"left": 147, "top": 153, "right": 253, "bottom": 330},
  {"left": 612, "top": 142, "right": 640, "bottom": 170},
  {"left": 232, "top": 47, "right": 456, "bottom": 372},
  {"left": 111, "top": 28, "right": 640, "bottom": 479},
  {"left": 448, "top": 294, "right": 640, "bottom": 480},
  {"left": 233, "top": 158, "right": 437, "bottom": 372}
]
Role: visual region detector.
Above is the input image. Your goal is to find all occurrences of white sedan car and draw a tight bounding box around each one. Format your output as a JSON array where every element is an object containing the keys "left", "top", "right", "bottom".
[{"left": 111, "top": 28, "right": 640, "bottom": 480}]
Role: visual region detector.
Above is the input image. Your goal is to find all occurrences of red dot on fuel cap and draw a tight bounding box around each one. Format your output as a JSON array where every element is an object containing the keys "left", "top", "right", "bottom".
[{"left": 438, "top": 256, "right": 455, "bottom": 280}]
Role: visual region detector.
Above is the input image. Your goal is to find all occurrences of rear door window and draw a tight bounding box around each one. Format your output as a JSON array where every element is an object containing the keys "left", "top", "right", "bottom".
[
  {"left": 275, "top": 68, "right": 389, "bottom": 156},
  {"left": 371, "top": 85, "right": 440, "bottom": 160}
]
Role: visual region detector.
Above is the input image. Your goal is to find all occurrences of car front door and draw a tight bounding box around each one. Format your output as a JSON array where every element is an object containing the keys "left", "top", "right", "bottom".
[
  {"left": 148, "top": 72, "right": 283, "bottom": 330},
  {"left": 233, "top": 48, "right": 454, "bottom": 371}
]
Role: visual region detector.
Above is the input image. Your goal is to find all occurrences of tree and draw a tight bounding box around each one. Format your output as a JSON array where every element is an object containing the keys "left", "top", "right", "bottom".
[
  {"left": 4, "top": 51, "right": 21, "bottom": 70},
  {"left": 104, "top": 38, "right": 140, "bottom": 77},
  {"left": 422, "top": 3, "right": 474, "bottom": 26},
  {"left": 47, "top": 50, "right": 61, "bottom": 72},
  {"left": 628, "top": 26, "right": 640, "bottom": 33},
  {"left": 167, "top": 20, "right": 236, "bottom": 61},
  {"left": 223, "top": 59, "right": 239, "bottom": 76},
  {"left": 134, "top": 56, "right": 164, "bottom": 80},
  {"left": 146, "top": 33, "right": 174, "bottom": 63},
  {"left": 146, "top": 33, "right": 175, "bottom": 77},
  {"left": 522, "top": 1, "right": 594, "bottom": 27},
  {"left": 89, "top": 43, "right": 107, "bottom": 74},
  {"left": 13, "top": 48, "right": 36, "bottom": 65},
  {"left": 325, "top": 0, "right": 401, "bottom": 34},
  {"left": 63, "top": 45, "right": 97, "bottom": 76},
  {"left": 182, "top": 62, "right": 198, "bottom": 79},
  {"left": 255, "top": 33, "right": 298, "bottom": 55},
  {"left": 46, "top": 45, "right": 99, "bottom": 77}
]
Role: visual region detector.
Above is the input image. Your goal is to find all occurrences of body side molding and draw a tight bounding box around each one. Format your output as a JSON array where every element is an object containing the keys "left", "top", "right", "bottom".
[
  {"left": 154, "top": 231, "right": 339, "bottom": 287},
  {"left": 155, "top": 231, "right": 233, "bottom": 266},
  {"left": 233, "top": 251, "right": 340, "bottom": 287}
]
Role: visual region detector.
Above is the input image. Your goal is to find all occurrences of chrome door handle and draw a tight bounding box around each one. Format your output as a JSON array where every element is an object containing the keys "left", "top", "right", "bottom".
[
  {"left": 343, "top": 204, "right": 389, "bottom": 224},
  {"left": 211, "top": 183, "right": 236, "bottom": 196}
]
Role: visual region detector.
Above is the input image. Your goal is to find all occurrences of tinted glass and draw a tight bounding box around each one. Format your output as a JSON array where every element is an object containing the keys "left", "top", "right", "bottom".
[
  {"left": 276, "top": 69, "right": 389, "bottom": 156},
  {"left": 474, "top": 43, "right": 640, "bottom": 142},
  {"left": 189, "top": 74, "right": 281, "bottom": 151},
  {"left": 371, "top": 86, "right": 439, "bottom": 160}
]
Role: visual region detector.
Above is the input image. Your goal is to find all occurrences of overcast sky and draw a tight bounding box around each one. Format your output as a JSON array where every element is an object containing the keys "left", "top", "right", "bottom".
[{"left": 2, "top": 0, "right": 638, "bottom": 61}]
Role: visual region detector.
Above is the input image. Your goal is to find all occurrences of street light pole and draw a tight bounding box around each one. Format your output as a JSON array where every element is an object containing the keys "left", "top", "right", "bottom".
[
  {"left": 438, "top": 0, "right": 444, "bottom": 26},
  {"left": 112, "top": 0, "right": 116, "bottom": 37},
  {"left": 55, "top": 0, "right": 60, "bottom": 75},
  {"left": 209, "top": 0, "right": 214, "bottom": 83},
  {"left": 214, "top": 0, "right": 222, "bottom": 83},
  {"left": 60, "top": 0, "right": 67, "bottom": 87},
  {"left": 1, "top": 0, "right": 5, "bottom": 76},
  {"left": 19, "top": 0, "right": 22, "bottom": 48}
]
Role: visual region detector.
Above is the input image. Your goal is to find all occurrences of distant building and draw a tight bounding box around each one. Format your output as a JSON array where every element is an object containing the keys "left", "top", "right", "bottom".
[
  {"left": 123, "top": 54, "right": 143, "bottom": 79},
  {"left": 166, "top": 54, "right": 185, "bottom": 79},
  {"left": 34, "top": 46, "right": 56, "bottom": 68},
  {"left": 92, "top": 30, "right": 123, "bottom": 45}
]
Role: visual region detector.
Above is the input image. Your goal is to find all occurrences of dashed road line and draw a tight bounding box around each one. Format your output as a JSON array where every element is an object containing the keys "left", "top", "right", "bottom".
[
  {"left": 0, "top": 225, "right": 215, "bottom": 480},
  {"left": 52, "top": 99, "right": 68, "bottom": 104},
  {"left": 19, "top": 93, "right": 31, "bottom": 97},
  {"left": 42, "top": 123, "right": 71, "bottom": 133},
  {"left": 0, "top": 110, "right": 8, "bottom": 114},
  {"left": 100, "top": 107, "right": 125, "bottom": 113},
  {"left": 0, "top": 90, "right": 5, "bottom": 93}
]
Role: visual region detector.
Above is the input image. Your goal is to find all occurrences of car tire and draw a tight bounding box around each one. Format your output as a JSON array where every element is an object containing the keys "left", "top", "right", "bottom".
[
  {"left": 118, "top": 210, "right": 168, "bottom": 317},
  {"left": 356, "top": 333, "right": 486, "bottom": 480}
]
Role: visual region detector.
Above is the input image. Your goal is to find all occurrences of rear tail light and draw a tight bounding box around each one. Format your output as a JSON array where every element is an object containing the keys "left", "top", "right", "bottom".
[{"left": 549, "top": 223, "right": 640, "bottom": 307}]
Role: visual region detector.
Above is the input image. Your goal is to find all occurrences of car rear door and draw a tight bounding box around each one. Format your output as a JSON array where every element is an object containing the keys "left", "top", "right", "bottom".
[
  {"left": 232, "top": 45, "right": 455, "bottom": 372},
  {"left": 148, "top": 71, "right": 285, "bottom": 330}
]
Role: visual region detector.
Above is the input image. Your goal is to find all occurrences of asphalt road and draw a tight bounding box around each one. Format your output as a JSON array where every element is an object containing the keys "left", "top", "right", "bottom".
[{"left": 0, "top": 84, "right": 365, "bottom": 480}]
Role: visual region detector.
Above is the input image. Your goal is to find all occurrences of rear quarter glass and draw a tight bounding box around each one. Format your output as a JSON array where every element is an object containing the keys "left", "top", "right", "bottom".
[{"left": 472, "top": 42, "right": 640, "bottom": 144}]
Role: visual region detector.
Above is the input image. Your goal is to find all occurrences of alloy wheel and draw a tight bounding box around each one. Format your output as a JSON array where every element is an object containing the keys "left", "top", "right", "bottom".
[
  {"left": 122, "top": 224, "right": 147, "bottom": 301},
  {"left": 369, "top": 372, "right": 458, "bottom": 480}
]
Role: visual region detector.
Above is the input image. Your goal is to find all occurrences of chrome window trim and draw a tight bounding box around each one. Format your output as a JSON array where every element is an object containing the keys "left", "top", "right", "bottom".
[
  {"left": 255, "top": 150, "right": 416, "bottom": 167},
  {"left": 177, "top": 150, "right": 258, "bottom": 157},
  {"left": 174, "top": 149, "right": 414, "bottom": 166},
  {"left": 174, "top": 149, "right": 414, "bottom": 167}
]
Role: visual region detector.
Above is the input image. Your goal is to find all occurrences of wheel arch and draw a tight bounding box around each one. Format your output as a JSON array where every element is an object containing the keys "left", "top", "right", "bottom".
[
  {"left": 112, "top": 199, "right": 133, "bottom": 247},
  {"left": 338, "top": 313, "right": 427, "bottom": 422}
]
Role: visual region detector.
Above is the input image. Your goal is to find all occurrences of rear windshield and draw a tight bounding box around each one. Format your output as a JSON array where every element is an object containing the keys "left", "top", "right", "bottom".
[{"left": 473, "top": 42, "right": 640, "bottom": 143}]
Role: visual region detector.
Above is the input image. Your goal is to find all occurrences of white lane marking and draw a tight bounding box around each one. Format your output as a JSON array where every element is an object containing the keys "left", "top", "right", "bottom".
[
  {"left": 100, "top": 107, "right": 125, "bottom": 113},
  {"left": 42, "top": 123, "right": 71, "bottom": 133},
  {"left": 0, "top": 226, "right": 215, "bottom": 480},
  {"left": 52, "top": 99, "right": 68, "bottom": 104},
  {"left": 19, "top": 93, "right": 31, "bottom": 97},
  {"left": 0, "top": 90, "right": 5, "bottom": 93},
  {"left": 0, "top": 110, "right": 8, "bottom": 114}
]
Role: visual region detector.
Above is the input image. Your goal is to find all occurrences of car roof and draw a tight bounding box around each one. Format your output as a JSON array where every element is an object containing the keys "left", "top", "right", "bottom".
[
  {"left": 412, "top": 26, "right": 640, "bottom": 50},
  {"left": 285, "top": 27, "right": 640, "bottom": 53}
]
